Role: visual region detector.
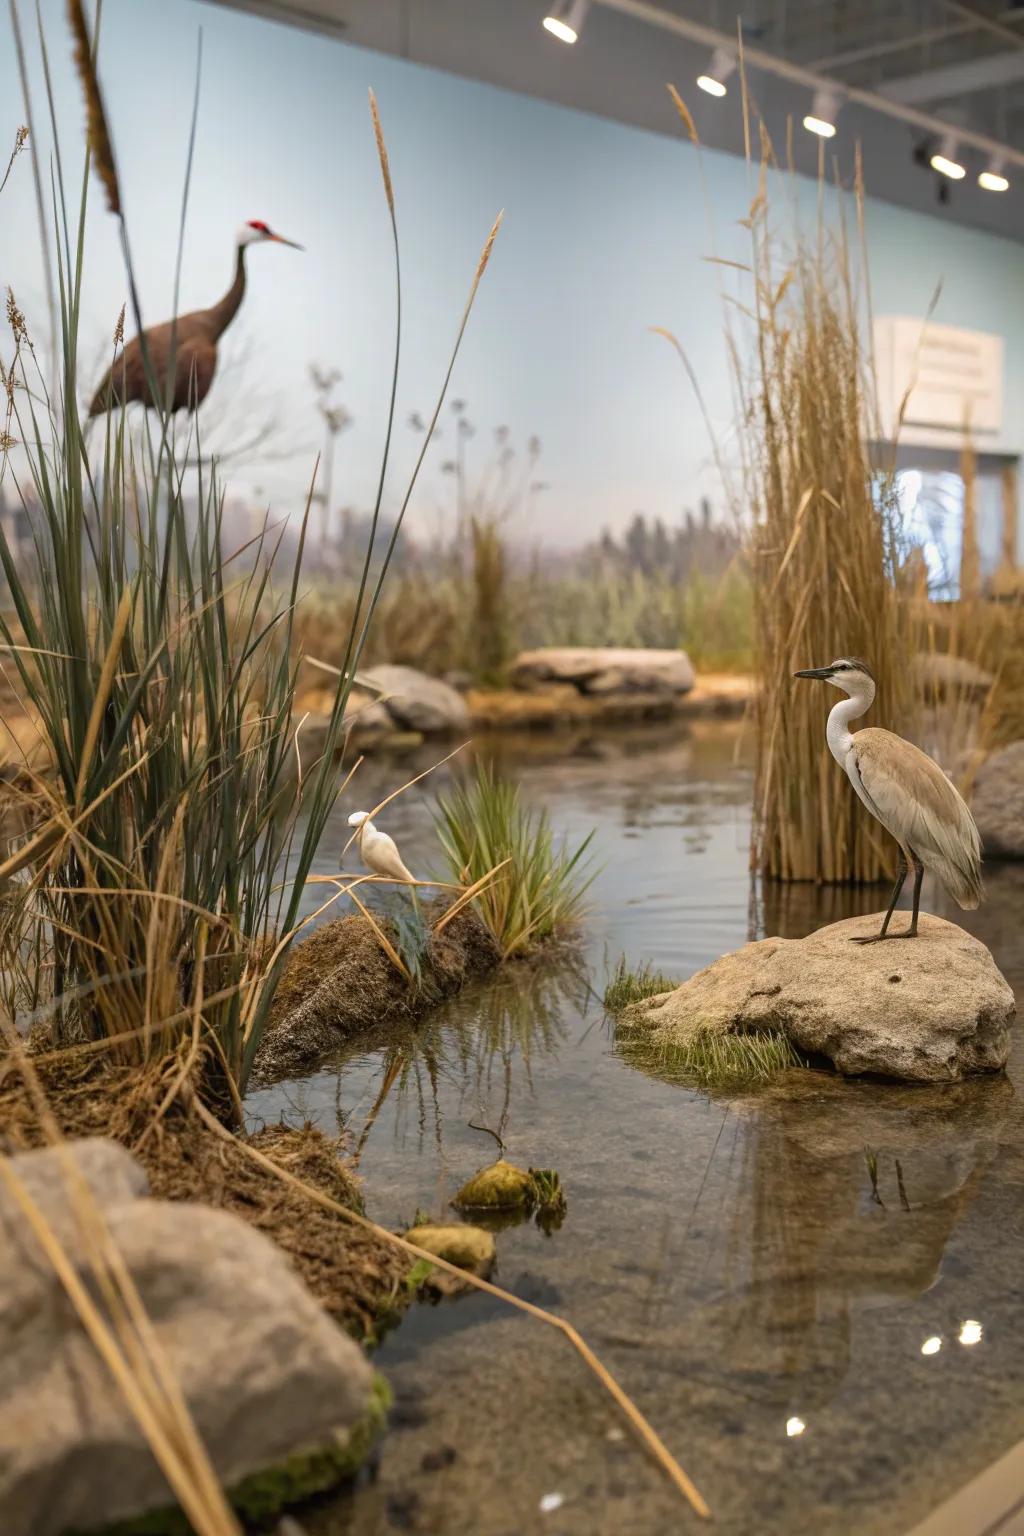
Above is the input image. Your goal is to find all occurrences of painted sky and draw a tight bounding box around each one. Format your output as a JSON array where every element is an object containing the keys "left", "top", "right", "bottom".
[{"left": 2, "top": 0, "right": 1024, "bottom": 548}]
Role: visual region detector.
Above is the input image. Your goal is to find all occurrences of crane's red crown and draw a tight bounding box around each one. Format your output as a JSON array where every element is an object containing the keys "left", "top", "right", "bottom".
[{"left": 246, "top": 220, "right": 271, "bottom": 233}]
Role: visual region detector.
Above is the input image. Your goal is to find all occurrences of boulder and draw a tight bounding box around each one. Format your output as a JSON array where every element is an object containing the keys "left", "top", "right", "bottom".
[
  {"left": 452, "top": 1159, "right": 537, "bottom": 1212},
  {"left": 971, "top": 739, "right": 1024, "bottom": 860},
  {"left": 622, "top": 913, "right": 1014, "bottom": 1083},
  {"left": 1, "top": 1140, "right": 382, "bottom": 1536},
  {"left": 359, "top": 664, "right": 471, "bottom": 734},
  {"left": 509, "top": 647, "right": 695, "bottom": 696},
  {"left": 913, "top": 652, "right": 994, "bottom": 698}
]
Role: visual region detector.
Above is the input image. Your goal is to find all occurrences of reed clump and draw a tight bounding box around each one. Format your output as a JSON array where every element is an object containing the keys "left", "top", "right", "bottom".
[
  {"left": 727, "top": 148, "right": 913, "bottom": 883},
  {"left": 433, "top": 761, "right": 595, "bottom": 958}
]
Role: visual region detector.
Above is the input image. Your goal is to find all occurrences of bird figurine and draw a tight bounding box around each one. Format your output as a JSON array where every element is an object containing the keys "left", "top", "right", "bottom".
[
  {"left": 347, "top": 811, "right": 418, "bottom": 887},
  {"left": 794, "top": 656, "right": 982, "bottom": 943},
  {"left": 88, "top": 220, "right": 302, "bottom": 416}
]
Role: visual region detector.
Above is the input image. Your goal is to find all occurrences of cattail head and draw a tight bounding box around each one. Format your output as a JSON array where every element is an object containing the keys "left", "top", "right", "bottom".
[{"left": 67, "top": 0, "right": 122, "bottom": 217}]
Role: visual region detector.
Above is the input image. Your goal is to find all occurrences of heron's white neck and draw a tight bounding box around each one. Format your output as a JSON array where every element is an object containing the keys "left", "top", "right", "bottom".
[{"left": 825, "top": 679, "right": 874, "bottom": 764}]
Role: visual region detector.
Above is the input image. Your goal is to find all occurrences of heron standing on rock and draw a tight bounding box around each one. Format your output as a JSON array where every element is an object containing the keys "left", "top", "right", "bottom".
[
  {"left": 794, "top": 657, "right": 982, "bottom": 943},
  {"left": 88, "top": 220, "right": 302, "bottom": 416}
]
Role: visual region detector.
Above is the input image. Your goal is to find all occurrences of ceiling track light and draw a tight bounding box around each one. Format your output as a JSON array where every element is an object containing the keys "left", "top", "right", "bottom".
[
  {"left": 543, "top": 0, "right": 589, "bottom": 45},
  {"left": 979, "top": 157, "right": 1009, "bottom": 192},
  {"left": 697, "top": 46, "right": 735, "bottom": 98},
  {"left": 803, "top": 88, "right": 839, "bottom": 139},
  {"left": 930, "top": 133, "right": 966, "bottom": 180}
]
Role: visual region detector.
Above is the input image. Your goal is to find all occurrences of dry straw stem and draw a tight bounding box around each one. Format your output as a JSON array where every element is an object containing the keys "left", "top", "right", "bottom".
[
  {"left": 66, "top": 0, "right": 121, "bottom": 215},
  {"left": 664, "top": 67, "right": 909, "bottom": 884},
  {"left": 190, "top": 1095, "right": 710, "bottom": 1521}
]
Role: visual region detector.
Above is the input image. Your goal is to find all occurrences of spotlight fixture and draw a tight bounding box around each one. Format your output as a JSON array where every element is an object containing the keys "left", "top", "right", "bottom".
[
  {"left": 803, "top": 89, "right": 839, "bottom": 139},
  {"left": 542, "top": 0, "right": 589, "bottom": 44},
  {"left": 930, "top": 133, "right": 966, "bottom": 180},
  {"left": 696, "top": 47, "right": 735, "bottom": 97},
  {"left": 979, "top": 158, "right": 1009, "bottom": 192}
]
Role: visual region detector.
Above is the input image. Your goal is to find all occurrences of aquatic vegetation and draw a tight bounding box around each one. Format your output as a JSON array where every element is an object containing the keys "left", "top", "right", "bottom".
[
  {"left": 618, "top": 1021, "right": 804, "bottom": 1092},
  {"left": 433, "top": 762, "right": 596, "bottom": 958},
  {"left": 604, "top": 955, "right": 679, "bottom": 1012}
]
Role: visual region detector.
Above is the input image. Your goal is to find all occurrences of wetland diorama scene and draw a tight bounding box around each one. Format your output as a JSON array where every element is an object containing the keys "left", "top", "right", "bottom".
[{"left": 4, "top": 3, "right": 1024, "bottom": 1534}]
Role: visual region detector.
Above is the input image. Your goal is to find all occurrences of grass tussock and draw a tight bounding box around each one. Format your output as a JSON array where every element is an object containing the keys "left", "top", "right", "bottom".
[
  {"left": 619, "top": 1022, "right": 804, "bottom": 1092},
  {"left": 433, "top": 762, "right": 595, "bottom": 959},
  {"left": 603, "top": 955, "right": 678, "bottom": 1012}
]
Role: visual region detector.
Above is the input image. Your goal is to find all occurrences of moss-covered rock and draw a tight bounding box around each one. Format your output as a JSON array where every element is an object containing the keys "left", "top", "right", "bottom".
[
  {"left": 403, "top": 1223, "right": 496, "bottom": 1274},
  {"left": 81, "top": 1376, "right": 391, "bottom": 1536},
  {"left": 452, "top": 1158, "right": 536, "bottom": 1211}
]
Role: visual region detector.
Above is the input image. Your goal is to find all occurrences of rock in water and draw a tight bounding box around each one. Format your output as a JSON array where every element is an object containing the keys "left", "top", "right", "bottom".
[
  {"left": 622, "top": 913, "right": 1014, "bottom": 1083},
  {"left": 359, "top": 664, "right": 470, "bottom": 734},
  {"left": 971, "top": 739, "right": 1024, "bottom": 860},
  {"left": 452, "top": 1159, "right": 537, "bottom": 1211},
  {"left": 403, "top": 1224, "right": 496, "bottom": 1274},
  {"left": 509, "top": 646, "right": 695, "bottom": 696},
  {"left": 0, "top": 1141, "right": 383, "bottom": 1536}
]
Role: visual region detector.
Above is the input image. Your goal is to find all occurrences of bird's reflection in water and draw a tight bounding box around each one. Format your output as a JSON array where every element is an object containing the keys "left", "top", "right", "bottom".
[{"left": 677, "top": 1071, "right": 1013, "bottom": 1412}]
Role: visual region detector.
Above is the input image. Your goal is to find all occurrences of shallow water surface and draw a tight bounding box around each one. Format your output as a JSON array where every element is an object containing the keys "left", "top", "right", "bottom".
[{"left": 247, "top": 722, "right": 1024, "bottom": 1536}]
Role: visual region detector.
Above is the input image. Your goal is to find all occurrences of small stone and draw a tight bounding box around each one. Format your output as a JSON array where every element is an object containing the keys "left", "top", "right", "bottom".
[
  {"left": 540, "top": 1492, "right": 565, "bottom": 1513},
  {"left": 403, "top": 1223, "right": 496, "bottom": 1274},
  {"left": 452, "top": 1158, "right": 536, "bottom": 1211}
]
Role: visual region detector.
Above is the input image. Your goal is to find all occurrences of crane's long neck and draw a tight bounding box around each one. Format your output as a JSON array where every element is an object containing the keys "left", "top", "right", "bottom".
[
  {"left": 206, "top": 243, "right": 247, "bottom": 339},
  {"left": 826, "top": 684, "right": 874, "bottom": 765}
]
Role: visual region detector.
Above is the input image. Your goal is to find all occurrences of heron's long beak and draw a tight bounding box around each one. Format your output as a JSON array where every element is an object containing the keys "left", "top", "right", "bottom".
[
  {"left": 271, "top": 232, "right": 304, "bottom": 250},
  {"left": 793, "top": 666, "right": 834, "bottom": 680}
]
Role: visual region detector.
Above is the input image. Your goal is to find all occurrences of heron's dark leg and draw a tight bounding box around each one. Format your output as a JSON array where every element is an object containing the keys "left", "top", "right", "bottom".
[
  {"left": 906, "top": 851, "right": 924, "bottom": 937},
  {"left": 851, "top": 852, "right": 908, "bottom": 944}
]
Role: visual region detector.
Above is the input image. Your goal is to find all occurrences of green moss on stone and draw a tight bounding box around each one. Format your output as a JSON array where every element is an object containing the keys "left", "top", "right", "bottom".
[{"left": 77, "top": 1374, "right": 391, "bottom": 1536}]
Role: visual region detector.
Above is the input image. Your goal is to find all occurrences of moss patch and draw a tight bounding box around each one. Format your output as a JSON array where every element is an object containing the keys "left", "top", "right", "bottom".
[{"left": 82, "top": 1375, "right": 391, "bottom": 1535}]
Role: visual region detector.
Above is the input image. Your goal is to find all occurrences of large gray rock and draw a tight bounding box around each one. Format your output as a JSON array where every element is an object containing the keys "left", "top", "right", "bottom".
[
  {"left": 622, "top": 913, "right": 1014, "bottom": 1082},
  {"left": 510, "top": 647, "right": 695, "bottom": 696},
  {"left": 0, "top": 1140, "right": 378, "bottom": 1536},
  {"left": 360, "top": 663, "right": 470, "bottom": 734},
  {"left": 971, "top": 739, "right": 1024, "bottom": 860}
]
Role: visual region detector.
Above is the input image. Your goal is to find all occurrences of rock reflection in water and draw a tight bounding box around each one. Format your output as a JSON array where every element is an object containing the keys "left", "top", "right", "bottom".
[{"left": 682, "top": 1071, "right": 1013, "bottom": 1413}]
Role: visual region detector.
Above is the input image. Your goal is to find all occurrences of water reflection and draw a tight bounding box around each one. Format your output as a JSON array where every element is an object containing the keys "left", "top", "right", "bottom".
[
  {"left": 252, "top": 720, "right": 1024, "bottom": 1536},
  {"left": 682, "top": 1072, "right": 1013, "bottom": 1412}
]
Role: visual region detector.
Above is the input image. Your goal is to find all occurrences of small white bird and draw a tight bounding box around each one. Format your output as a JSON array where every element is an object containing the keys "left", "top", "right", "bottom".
[
  {"left": 347, "top": 810, "right": 417, "bottom": 886},
  {"left": 794, "top": 656, "right": 982, "bottom": 943}
]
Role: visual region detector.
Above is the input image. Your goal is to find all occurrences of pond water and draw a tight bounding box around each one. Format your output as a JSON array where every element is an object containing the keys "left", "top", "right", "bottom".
[{"left": 246, "top": 721, "right": 1024, "bottom": 1536}]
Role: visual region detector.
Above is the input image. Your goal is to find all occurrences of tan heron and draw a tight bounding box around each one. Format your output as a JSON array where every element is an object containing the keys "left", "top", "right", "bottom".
[
  {"left": 88, "top": 220, "right": 302, "bottom": 416},
  {"left": 794, "top": 656, "right": 982, "bottom": 943}
]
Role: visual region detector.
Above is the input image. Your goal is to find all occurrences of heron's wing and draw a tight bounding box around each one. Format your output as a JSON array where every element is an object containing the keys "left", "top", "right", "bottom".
[
  {"left": 367, "top": 830, "right": 416, "bottom": 883},
  {"left": 852, "top": 728, "right": 981, "bottom": 875}
]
